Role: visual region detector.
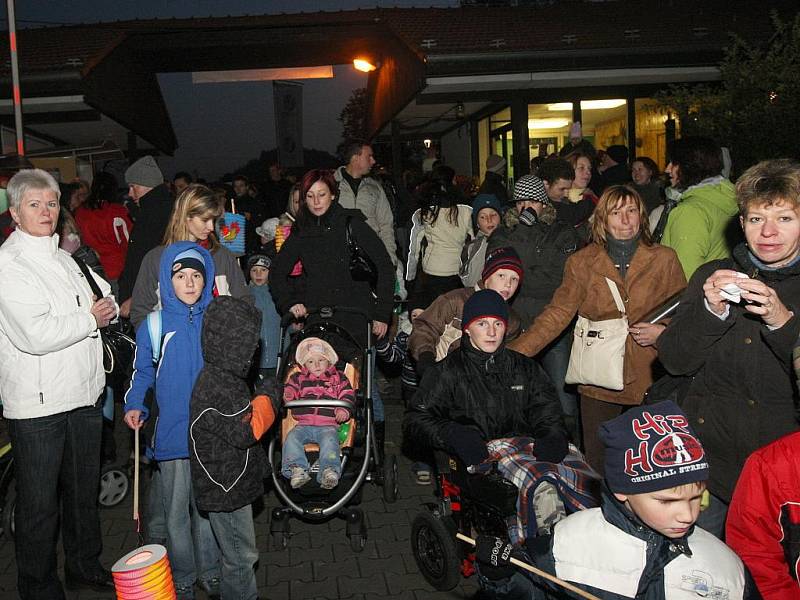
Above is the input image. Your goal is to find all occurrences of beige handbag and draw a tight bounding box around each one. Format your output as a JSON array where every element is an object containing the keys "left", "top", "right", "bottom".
[{"left": 564, "top": 277, "right": 628, "bottom": 391}]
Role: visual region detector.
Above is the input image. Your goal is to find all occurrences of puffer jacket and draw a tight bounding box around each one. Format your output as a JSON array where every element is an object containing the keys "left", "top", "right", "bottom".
[
  {"left": 334, "top": 166, "right": 397, "bottom": 264},
  {"left": 508, "top": 241, "right": 686, "bottom": 405},
  {"left": 658, "top": 244, "right": 800, "bottom": 502},
  {"left": 523, "top": 489, "right": 758, "bottom": 600},
  {"left": 283, "top": 365, "right": 355, "bottom": 427},
  {"left": 124, "top": 241, "right": 215, "bottom": 461},
  {"left": 489, "top": 207, "right": 582, "bottom": 327},
  {"left": 190, "top": 296, "right": 275, "bottom": 513},
  {"left": 403, "top": 337, "right": 564, "bottom": 450},
  {"left": 0, "top": 229, "right": 111, "bottom": 419},
  {"left": 408, "top": 286, "right": 523, "bottom": 361},
  {"left": 406, "top": 203, "right": 473, "bottom": 279}
]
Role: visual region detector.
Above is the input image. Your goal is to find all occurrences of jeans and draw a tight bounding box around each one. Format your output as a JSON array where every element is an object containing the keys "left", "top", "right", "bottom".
[
  {"left": 539, "top": 330, "right": 579, "bottom": 419},
  {"left": 281, "top": 425, "right": 341, "bottom": 480},
  {"left": 8, "top": 404, "right": 104, "bottom": 600},
  {"left": 696, "top": 492, "right": 729, "bottom": 540},
  {"left": 154, "top": 459, "right": 221, "bottom": 591},
  {"left": 208, "top": 505, "right": 259, "bottom": 600},
  {"left": 370, "top": 349, "right": 385, "bottom": 423}
]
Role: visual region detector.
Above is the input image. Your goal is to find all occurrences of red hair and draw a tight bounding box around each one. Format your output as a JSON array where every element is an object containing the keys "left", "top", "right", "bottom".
[{"left": 296, "top": 169, "right": 339, "bottom": 226}]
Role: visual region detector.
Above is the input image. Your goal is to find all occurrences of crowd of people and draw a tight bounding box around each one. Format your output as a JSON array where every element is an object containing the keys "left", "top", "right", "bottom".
[{"left": 0, "top": 130, "right": 799, "bottom": 600}]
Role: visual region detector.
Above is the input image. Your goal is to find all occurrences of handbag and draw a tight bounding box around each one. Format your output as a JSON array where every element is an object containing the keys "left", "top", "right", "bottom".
[
  {"left": 345, "top": 215, "right": 378, "bottom": 292},
  {"left": 564, "top": 277, "right": 628, "bottom": 391},
  {"left": 72, "top": 255, "right": 136, "bottom": 389}
]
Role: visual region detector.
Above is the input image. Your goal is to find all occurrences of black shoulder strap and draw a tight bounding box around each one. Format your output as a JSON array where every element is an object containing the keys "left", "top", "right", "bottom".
[{"left": 72, "top": 254, "right": 105, "bottom": 299}]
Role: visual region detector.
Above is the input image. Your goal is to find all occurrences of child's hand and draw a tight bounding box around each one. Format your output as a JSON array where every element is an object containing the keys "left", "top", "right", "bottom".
[
  {"left": 334, "top": 408, "right": 350, "bottom": 423},
  {"left": 124, "top": 410, "right": 144, "bottom": 430}
]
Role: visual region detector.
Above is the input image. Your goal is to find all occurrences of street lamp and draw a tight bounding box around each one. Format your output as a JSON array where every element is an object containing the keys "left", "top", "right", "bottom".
[{"left": 353, "top": 58, "right": 378, "bottom": 73}]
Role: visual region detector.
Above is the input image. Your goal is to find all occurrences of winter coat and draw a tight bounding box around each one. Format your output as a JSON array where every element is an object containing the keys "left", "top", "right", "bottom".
[
  {"left": 408, "top": 286, "right": 523, "bottom": 361},
  {"left": 406, "top": 204, "right": 473, "bottom": 279},
  {"left": 250, "top": 283, "right": 281, "bottom": 369},
  {"left": 190, "top": 296, "right": 275, "bottom": 513},
  {"left": 270, "top": 203, "right": 395, "bottom": 349},
  {"left": 726, "top": 431, "right": 800, "bottom": 599},
  {"left": 75, "top": 203, "right": 133, "bottom": 280},
  {"left": 526, "top": 490, "right": 757, "bottom": 600},
  {"left": 129, "top": 243, "right": 251, "bottom": 329},
  {"left": 124, "top": 241, "right": 215, "bottom": 461},
  {"left": 334, "top": 166, "right": 397, "bottom": 264},
  {"left": 283, "top": 365, "right": 355, "bottom": 427},
  {"left": 118, "top": 184, "right": 174, "bottom": 302},
  {"left": 403, "top": 337, "right": 564, "bottom": 451},
  {"left": 657, "top": 244, "right": 800, "bottom": 502},
  {"left": 508, "top": 242, "right": 686, "bottom": 406},
  {"left": 661, "top": 177, "right": 739, "bottom": 279},
  {"left": 0, "top": 229, "right": 111, "bottom": 419},
  {"left": 489, "top": 207, "right": 582, "bottom": 327}
]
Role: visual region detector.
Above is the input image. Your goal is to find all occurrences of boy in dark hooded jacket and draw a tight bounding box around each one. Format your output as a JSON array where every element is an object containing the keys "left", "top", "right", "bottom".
[{"left": 190, "top": 295, "right": 276, "bottom": 600}]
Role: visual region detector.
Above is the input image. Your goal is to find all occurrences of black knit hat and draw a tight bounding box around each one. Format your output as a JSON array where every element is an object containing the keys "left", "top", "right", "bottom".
[
  {"left": 599, "top": 401, "right": 709, "bottom": 495},
  {"left": 247, "top": 253, "right": 272, "bottom": 270},
  {"left": 606, "top": 145, "right": 629, "bottom": 165},
  {"left": 461, "top": 289, "right": 508, "bottom": 331},
  {"left": 512, "top": 175, "right": 549, "bottom": 205},
  {"left": 481, "top": 246, "right": 523, "bottom": 283}
]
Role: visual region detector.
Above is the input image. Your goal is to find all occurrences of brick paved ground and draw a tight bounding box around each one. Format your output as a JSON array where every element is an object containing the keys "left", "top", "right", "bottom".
[{"left": 0, "top": 378, "right": 482, "bottom": 600}]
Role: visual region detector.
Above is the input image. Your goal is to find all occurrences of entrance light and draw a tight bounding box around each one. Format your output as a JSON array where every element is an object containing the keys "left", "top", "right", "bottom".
[
  {"left": 353, "top": 58, "right": 378, "bottom": 73},
  {"left": 528, "top": 118, "right": 570, "bottom": 130},
  {"left": 548, "top": 99, "right": 626, "bottom": 111}
]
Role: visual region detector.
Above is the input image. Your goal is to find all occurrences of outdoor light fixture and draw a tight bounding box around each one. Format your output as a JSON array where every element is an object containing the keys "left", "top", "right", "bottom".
[
  {"left": 353, "top": 58, "right": 378, "bottom": 73},
  {"left": 423, "top": 139, "right": 432, "bottom": 148},
  {"left": 547, "top": 99, "right": 626, "bottom": 111},
  {"left": 528, "top": 118, "right": 570, "bottom": 130},
  {"left": 455, "top": 102, "right": 465, "bottom": 119}
]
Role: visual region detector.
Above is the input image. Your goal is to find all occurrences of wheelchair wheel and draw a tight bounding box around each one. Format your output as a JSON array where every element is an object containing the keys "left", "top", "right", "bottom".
[
  {"left": 382, "top": 453, "right": 399, "bottom": 503},
  {"left": 3, "top": 485, "right": 15, "bottom": 541},
  {"left": 99, "top": 465, "right": 130, "bottom": 508},
  {"left": 411, "top": 510, "right": 460, "bottom": 591}
]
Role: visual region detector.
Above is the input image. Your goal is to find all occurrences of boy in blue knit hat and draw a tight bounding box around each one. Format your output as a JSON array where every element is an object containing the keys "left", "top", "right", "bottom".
[{"left": 475, "top": 401, "right": 759, "bottom": 599}]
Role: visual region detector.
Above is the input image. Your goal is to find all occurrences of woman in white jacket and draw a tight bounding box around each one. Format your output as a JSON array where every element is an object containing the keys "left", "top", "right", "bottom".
[
  {"left": 406, "top": 165, "right": 473, "bottom": 308},
  {"left": 0, "top": 169, "right": 118, "bottom": 597}
]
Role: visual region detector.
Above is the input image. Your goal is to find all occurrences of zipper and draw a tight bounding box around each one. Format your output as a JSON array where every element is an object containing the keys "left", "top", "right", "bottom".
[
  {"left": 189, "top": 306, "right": 194, "bottom": 324},
  {"left": 76, "top": 295, "right": 81, "bottom": 307}
]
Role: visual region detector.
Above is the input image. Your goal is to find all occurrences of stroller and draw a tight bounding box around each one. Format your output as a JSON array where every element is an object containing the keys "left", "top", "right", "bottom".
[{"left": 266, "top": 306, "right": 399, "bottom": 552}]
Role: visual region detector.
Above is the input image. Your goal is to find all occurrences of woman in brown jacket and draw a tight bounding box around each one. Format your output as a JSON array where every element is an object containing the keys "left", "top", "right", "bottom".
[{"left": 509, "top": 186, "right": 686, "bottom": 472}]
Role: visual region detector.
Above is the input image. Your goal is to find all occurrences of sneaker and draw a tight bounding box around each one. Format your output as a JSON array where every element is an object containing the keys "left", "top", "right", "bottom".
[
  {"left": 290, "top": 467, "right": 311, "bottom": 489},
  {"left": 175, "top": 583, "right": 195, "bottom": 600},
  {"left": 319, "top": 467, "right": 340, "bottom": 489},
  {"left": 199, "top": 576, "right": 220, "bottom": 599}
]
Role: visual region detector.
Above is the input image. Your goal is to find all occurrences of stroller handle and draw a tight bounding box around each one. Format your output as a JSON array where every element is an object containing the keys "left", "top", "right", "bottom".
[
  {"left": 283, "top": 399, "right": 354, "bottom": 410},
  {"left": 281, "top": 305, "right": 373, "bottom": 327}
]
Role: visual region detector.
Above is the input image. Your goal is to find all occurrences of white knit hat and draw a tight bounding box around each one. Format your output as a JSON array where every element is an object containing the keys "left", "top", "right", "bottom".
[{"left": 295, "top": 337, "right": 338, "bottom": 366}]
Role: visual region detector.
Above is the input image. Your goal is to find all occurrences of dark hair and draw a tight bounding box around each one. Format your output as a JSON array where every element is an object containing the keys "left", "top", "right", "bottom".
[
  {"left": 295, "top": 169, "right": 339, "bottom": 227},
  {"left": 418, "top": 164, "right": 461, "bottom": 227},
  {"left": 86, "top": 172, "right": 119, "bottom": 210},
  {"left": 667, "top": 137, "right": 722, "bottom": 188},
  {"left": 343, "top": 139, "right": 369, "bottom": 163},
  {"left": 233, "top": 174, "right": 248, "bottom": 185},
  {"left": 632, "top": 156, "right": 660, "bottom": 179},
  {"left": 537, "top": 157, "right": 575, "bottom": 185},
  {"left": 173, "top": 171, "right": 192, "bottom": 184},
  {"left": 564, "top": 148, "right": 596, "bottom": 170},
  {"left": 58, "top": 182, "right": 78, "bottom": 212}
]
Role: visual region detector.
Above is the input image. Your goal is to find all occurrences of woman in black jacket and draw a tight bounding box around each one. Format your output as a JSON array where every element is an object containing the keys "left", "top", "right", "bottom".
[{"left": 403, "top": 289, "right": 567, "bottom": 467}]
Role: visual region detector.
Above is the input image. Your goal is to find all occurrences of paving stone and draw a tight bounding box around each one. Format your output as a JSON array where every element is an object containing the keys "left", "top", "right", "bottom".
[
  {"left": 357, "top": 555, "right": 407, "bottom": 578},
  {"left": 338, "top": 574, "right": 389, "bottom": 597},
  {"left": 289, "top": 542, "right": 334, "bottom": 566},
  {"left": 266, "top": 561, "right": 312, "bottom": 584},
  {"left": 292, "top": 576, "right": 338, "bottom": 599},
  {"left": 261, "top": 579, "right": 289, "bottom": 599},
  {"left": 385, "top": 570, "right": 432, "bottom": 595}
]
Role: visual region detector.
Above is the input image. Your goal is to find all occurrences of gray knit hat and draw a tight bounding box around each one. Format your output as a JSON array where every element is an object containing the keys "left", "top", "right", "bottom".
[
  {"left": 513, "top": 175, "right": 549, "bottom": 204},
  {"left": 486, "top": 154, "right": 507, "bottom": 174},
  {"left": 125, "top": 155, "right": 164, "bottom": 188}
]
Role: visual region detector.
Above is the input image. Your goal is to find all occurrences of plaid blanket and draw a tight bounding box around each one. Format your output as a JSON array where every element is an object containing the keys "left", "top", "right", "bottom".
[{"left": 483, "top": 437, "right": 601, "bottom": 545}]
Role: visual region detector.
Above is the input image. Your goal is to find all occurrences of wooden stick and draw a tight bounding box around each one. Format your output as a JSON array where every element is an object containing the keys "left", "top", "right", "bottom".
[
  {"left": 133, "top": 427, "right": 140, "bottom": 524},
  {"left": 456, "top": 533, "right": 601, "bottom": 600}
]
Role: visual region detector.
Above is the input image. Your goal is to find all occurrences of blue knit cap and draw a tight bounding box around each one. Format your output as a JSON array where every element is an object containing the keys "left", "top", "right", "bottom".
[
  {"left": 172, "top": 247, "right": 207, "bottom": 280},
  {"left": 461, "top": 289, "right": 508, "bottom": 331},
  {"left": 599, "top": 401, "right": 709, "bottom": 494},
  {"left": 472, "top": 193, "right": 503, "bottom": 229}
]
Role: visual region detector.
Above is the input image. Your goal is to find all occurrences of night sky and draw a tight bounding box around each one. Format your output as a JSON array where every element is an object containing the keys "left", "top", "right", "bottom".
[{"left": 10, "top": 0, "right": 458, "bottom": 180}]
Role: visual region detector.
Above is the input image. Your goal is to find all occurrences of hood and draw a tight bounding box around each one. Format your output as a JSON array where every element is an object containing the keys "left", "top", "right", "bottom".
[
  {"left": 158, "top": 240, "right": 215, "bottom": 316},
  {"left": 681, "top": 177, "right": 738, "bottom": 217},
  {"left": 201, "top": 295, "right": 262, "bottom": 377},
  {"left": 502, "top": 204, "right": 557, "bottom": 229}
]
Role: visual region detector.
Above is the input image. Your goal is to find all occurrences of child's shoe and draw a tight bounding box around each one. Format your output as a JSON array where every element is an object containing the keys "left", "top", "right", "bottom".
[
  {"left": 290, "top": 467, "right": 311, "bottom": 489},
  {"left": 320, "top": 467, "right": 339, "bottom": 489}
]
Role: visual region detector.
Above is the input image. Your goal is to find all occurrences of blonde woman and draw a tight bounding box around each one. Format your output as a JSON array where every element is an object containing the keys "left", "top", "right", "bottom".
[{"left": 129, "top": 184, "right": 251, "bottom": 328}]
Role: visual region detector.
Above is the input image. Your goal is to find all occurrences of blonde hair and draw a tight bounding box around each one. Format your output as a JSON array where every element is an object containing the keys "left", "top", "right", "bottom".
[
  {"left": 163, "top": 184, "right": 223, "bottom": 250},
  {"left": 591, "top": 185, "right": 653, "bottom": 248}
]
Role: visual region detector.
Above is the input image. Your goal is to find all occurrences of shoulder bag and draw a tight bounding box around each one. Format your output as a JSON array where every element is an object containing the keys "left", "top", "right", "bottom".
[
  {"left": 564, "top": 277, "right": 628, "bottom": 391},
  {"left": 345, "top": 215, "right": 378, "bottom": 294},
  {"left": 72, "top": 255, "right": 136, "bottom": 389}
]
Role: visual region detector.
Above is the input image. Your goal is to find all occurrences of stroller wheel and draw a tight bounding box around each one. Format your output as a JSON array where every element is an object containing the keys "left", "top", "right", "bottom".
[
  {"left": 382, "top": 454, "right": 399, "bottom": 503},
  {"left": 272, "top": 532, "right": 290, "bottom": 550},
  {"left": 349, "top": 533, "right": 367, "bottom": 553},
  {"left": 411, "top": 510, "right": 460, "bottom": 591},
  {"left": 99, "top": 465, "right": 130, "bottom": 508},
  {"left": 2, "top": 485, "right": 15, "bottom": 540}
]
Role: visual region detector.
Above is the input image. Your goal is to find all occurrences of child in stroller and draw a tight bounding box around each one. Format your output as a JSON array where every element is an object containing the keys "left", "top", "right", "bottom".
[{"left": 281, "top": 337, "right": 355, "bottom": 490}]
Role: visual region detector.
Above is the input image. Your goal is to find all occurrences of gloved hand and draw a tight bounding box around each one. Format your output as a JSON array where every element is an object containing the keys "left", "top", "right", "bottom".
[
  {"left": 535, "top": 431, "right": 569, "bottom": 464},
  {"left": 518, "top": 206, "right": 539, "bottom": 227},
  {"left": 415, "top": 352, "right": 436, "bottom": 379},
  {"left": 475, "top": 535, "right": 516, "bottom": 580},
  {"left": 440, "top": 423, "right": 489, "bottom": 467}
]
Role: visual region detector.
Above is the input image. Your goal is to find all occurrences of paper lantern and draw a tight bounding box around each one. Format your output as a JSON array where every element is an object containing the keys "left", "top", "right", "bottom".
[
  {"left": 112, "top": 544, "right": 176, "bottom": 599},
  {"left": 217, "top": 212, "right": 246, "bottom": 256}
]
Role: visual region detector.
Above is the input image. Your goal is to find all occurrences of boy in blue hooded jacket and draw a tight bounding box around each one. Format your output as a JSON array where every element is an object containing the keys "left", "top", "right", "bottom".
[{"left": 124, "top": 241, "right": 221, "bottom": 599}]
